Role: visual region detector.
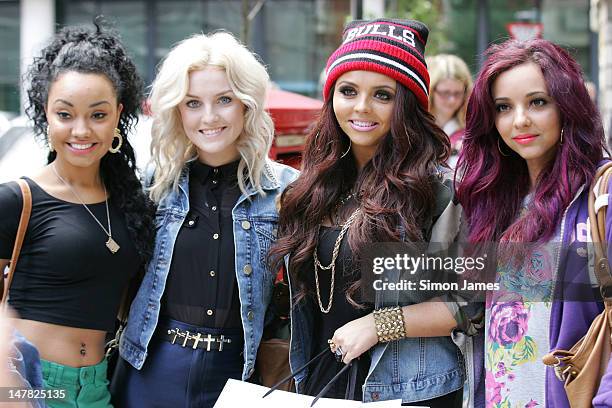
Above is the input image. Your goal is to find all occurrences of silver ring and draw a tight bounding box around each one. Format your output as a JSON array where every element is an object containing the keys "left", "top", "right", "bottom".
[{"left": 334, "top": 346, "right": 344, "bottom": 362}]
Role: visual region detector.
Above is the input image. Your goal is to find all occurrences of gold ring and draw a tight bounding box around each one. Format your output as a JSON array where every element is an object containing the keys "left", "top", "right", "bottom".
[{"left": 327, "top": 338, "right": 336, "bottom": 351}]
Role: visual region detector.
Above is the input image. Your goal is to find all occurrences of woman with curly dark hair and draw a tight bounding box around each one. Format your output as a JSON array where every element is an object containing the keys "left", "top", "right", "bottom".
[
  {"left": 0, "top": 20, "right": 155, "bottom": 407},
  {"left": 269, "top": 19, "right": 481, "bottom": 407}
]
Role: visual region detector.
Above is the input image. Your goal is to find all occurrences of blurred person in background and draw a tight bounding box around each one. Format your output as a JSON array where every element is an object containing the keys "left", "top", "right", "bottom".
[
  {"left": 427, "top": 54, "right": 473, "bottom": 167},
  {"left": 585, "top": 80, "right": 597, "bottom": 103}
]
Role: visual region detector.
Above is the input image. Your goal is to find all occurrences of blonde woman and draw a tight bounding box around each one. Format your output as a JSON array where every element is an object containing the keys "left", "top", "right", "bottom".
[
  {"left": 111, "top": 32, "right": 298, "bottom": 407},
  {"left": 427, "top": 54, "right": 473, "bottom": 165}
]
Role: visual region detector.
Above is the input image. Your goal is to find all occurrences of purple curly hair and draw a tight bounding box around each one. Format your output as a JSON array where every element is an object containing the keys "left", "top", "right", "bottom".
[{"left": 456, "top": 39, "right": 606, "bottom": 243}]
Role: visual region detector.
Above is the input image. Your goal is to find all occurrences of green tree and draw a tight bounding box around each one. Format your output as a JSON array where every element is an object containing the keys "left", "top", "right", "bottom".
[{"left": 385, "top": 0, "right": 447, "bottom": 55}]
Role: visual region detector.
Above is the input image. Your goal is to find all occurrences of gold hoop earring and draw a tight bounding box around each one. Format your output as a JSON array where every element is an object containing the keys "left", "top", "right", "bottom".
[
  {"left": 340, "top": 139, "right": 352, "bottom": 159},
  {"left": 560, "top": 128, "right": 564, "bottom": 145},
  {"left": 497, "top": 138, "right": 510, "bottom": 157},
  {"left": 109, "top": 128, "right": 123, "bottom": 154},
  {"left": 47, "top": 125, "right": 55, "bottom": 152}
]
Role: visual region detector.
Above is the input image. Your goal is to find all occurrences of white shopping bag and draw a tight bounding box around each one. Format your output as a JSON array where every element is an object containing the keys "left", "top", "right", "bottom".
[{"left": 214, "top": 379, "right": 424, "bottom": 407}]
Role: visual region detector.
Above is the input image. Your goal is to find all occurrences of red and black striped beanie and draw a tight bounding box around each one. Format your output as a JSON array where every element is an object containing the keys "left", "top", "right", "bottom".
[{"left": 323, "top": 18, "right": 430, "bottom": 109}]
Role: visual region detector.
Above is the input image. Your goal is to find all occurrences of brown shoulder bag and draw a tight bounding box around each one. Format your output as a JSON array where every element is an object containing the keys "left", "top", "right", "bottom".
[
  {"left": 542, "top": 162, "right": 612, "bottom": 408},
  {"left": 255, "top": 266, "right": 294, "bottom": 392},
  {"left": 1, "top": 179, "right": 32, "bottom": 306}
]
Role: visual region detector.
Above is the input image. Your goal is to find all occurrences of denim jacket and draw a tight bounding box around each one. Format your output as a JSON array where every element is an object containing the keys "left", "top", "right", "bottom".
[
  {"left": 119, "top": 160, "right": 298, "bottom": 380},
  {"left": 8, "top": 330, "right": 45, "bottom": 408},
  {"left": 288, "top": 176, "right": 482, "bottom": 404}
]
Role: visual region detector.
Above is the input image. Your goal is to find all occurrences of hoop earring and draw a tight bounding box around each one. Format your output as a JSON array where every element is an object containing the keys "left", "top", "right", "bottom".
[
  {"left": 109, "top": 128, "right": 123, "bottom": 154},
  {"left": 497, "top": 138, "right": 510, "bottom": 157},
  {"left": 560, "top": 128, "right": 564, "bottom": 145},
  {"left": 47, "top": 125, "right": 54, "bottom": 152},
  {"left": 340, "top": 139, "right": 352, "bottom": 159}
]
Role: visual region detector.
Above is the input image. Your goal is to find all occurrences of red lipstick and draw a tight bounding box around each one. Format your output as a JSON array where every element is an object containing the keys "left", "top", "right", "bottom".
[{"left": 513, "top": 134, "right": 537, "bottom": 145}]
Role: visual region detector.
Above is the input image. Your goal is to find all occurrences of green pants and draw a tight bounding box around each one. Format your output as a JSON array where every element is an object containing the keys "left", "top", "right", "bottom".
[{"left": 41, "top": 358, "right": 112, "bottom": 408}]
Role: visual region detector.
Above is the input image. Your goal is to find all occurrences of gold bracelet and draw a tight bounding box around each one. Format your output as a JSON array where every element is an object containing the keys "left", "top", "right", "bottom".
[{"left": 373, "top": 306, "right": 406, "bottom": 342}]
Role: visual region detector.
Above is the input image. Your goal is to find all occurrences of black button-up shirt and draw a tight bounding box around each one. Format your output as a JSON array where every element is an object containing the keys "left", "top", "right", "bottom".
[{"left": 162, "top": 159, "right": 243, "bottom": 328}]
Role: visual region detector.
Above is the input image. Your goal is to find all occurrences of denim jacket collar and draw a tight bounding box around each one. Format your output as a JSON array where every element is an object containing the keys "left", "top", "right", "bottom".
[{"left": 174, "top": 160, "right": 281, "bottom": 209}]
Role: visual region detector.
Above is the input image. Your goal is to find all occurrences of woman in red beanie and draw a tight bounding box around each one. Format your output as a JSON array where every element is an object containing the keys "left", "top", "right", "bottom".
[{"left": 270, "top": 18, "right": 482, "bottom": 407}]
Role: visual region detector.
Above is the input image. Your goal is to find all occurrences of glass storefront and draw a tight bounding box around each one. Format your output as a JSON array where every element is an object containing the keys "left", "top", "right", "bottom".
[
  {"left": 444, "top": 0, "right": 592, "bottom": 80},
  {"left": 0, "top": 0, "right": 594, "bottom": 113},
  {"left": 56, "top": 0, "right": 351, "bottom": 97}
]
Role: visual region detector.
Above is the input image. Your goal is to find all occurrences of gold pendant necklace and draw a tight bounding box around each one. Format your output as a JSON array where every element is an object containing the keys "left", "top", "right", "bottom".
[
  {"left": 51, "top": 164, "right": 120, "bottom": 254},
  {"left": 106, "top": 237, "right": 120, "bottom": 253}
]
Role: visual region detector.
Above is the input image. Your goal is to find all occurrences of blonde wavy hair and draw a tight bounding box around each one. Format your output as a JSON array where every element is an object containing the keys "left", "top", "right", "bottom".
[
  {"left": 148, "top": 32, "right": 274, "bottom": 203},
  {"left": 427, "top": 54, "right": 473, "bottom": 128}
]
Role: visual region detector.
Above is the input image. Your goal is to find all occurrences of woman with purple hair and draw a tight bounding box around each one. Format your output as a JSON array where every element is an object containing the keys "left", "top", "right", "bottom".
[{"left": 456, "top": 39, "right": 611, "bottom": 407}]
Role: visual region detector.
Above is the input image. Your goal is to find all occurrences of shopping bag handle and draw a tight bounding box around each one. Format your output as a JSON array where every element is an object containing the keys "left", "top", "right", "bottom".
[
  {"left": 310, "top": 361, "right": 354, "bottom": 407},
  {"left": 262, "top": 347, "right": 328, "bottom": 398},
  {"left": 262, "top": 347, "right": 355, "bottom": 406}
]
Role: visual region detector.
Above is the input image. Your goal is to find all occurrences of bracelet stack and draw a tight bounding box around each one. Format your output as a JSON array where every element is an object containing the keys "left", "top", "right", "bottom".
[{"left": 373, "top": 306, "right": 406, "bottom": 342}]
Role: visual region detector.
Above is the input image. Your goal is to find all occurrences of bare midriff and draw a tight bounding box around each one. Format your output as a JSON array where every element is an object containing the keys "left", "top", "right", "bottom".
[{"left": 11, "top": 319, "right": 106, "bottom": 367}]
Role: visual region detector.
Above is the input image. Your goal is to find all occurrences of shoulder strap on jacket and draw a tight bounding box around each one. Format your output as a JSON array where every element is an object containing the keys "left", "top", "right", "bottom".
[
  {"left": 588, "top": 161, "right": 612, "bottom": 300},
  {"left": 2, "top": 179, "right": 32, "bottom": 305}
]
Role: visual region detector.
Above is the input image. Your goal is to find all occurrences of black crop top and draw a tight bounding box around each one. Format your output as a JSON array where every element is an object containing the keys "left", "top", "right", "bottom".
[{"left": 0, "top": 178, "right": 140, "bottom": 332}]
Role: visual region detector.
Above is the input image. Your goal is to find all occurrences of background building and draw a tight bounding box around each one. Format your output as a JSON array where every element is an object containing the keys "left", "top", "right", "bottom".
[
  {"left": 592, "top": 0, "right": 612, "bottom": 143},
  {"left": 0, "top": 0, "right": 600, "bottom": 129},
  {"left": 1, "top": 0, "right": 353, "bottom": 114}
]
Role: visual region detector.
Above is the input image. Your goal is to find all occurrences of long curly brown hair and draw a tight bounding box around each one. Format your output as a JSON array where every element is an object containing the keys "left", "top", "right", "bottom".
[{"left": 269, "top": 83, "right": 450, "bottom": 302}]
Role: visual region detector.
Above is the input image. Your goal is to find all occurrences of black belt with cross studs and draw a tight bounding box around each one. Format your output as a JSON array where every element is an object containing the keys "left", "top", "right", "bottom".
[{"left": 159, "top": 327, "right": 234, "bottom": 351}]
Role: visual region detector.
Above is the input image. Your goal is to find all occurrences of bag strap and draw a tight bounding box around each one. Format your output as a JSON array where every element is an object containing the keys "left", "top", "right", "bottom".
[
  {"left": 343, "top": 359, "right": 359, "bottom": 400},
  {"left": 2, "top": 179, "right": 32, "bottom": 305},
  {"left": 262, "top": 347, "right": 355, "bottom": 405},
  {"left": 262, "top": 348, "right": 328, "bottom": 398},
  {"left": 588, "top": 162, "right": 612, "bottom": 300}
]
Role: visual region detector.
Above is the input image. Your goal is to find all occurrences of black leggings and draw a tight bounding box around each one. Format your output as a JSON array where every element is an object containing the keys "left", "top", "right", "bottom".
[{"left": 402, "top": 388, "right": 463, "bottom": 408}]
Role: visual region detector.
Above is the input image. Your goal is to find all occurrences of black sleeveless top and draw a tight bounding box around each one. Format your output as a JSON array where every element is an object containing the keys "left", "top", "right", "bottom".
[
  {"left": 0, "top": 178, "right": 140, "bottom": 331},
  {"left": 302, "top": 226, "right": 373, "bottom": 400}
]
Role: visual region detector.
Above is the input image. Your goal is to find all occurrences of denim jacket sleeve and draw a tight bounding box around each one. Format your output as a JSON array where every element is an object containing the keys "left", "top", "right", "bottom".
[
  {"left": 7, "top": 330, "right": 45, "bottom": 408},
  {"left": 429, "top": 173, "right": 484, "bottom": 337},
  {"left": 119, "top": 160, "right": 299, "bottom": 380}
]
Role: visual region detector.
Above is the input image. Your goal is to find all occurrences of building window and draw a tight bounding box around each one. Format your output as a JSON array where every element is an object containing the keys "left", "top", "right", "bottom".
[
  {"left": 445, "top": 0, "right": 590, "bottom": 78},
  {"left": 57, "top": 0, "right": 350, "bottom": 98}
]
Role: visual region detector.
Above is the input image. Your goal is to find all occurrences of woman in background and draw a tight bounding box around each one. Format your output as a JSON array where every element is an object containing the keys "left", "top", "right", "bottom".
[{"left": 427, "top": 54, "right": 472, "bottom": 166}]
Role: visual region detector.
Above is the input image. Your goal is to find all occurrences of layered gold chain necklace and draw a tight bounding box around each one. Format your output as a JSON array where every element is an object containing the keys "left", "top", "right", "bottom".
[{"left": 313, "top": 194, "right": 360, "bottom": 314}]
